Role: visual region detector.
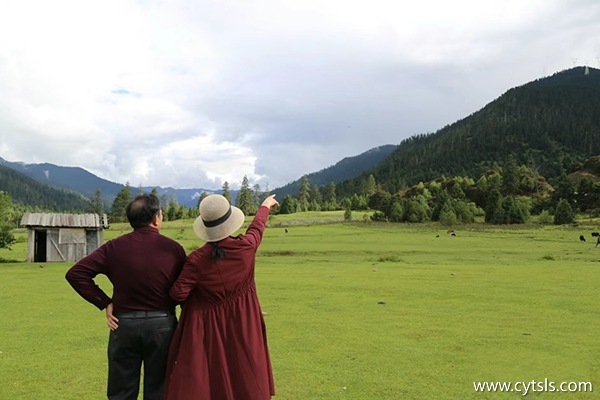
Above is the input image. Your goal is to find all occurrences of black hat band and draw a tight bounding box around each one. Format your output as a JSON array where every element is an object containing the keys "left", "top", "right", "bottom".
[{"left": 203, "top": 207, "right": 232, "bottom": 228}]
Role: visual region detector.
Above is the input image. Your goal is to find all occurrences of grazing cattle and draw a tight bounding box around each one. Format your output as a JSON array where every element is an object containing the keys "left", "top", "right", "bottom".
[
  {"left": 597, "top": 236, "right": 600, "bottom": 247},
  {"left": 592, "top": 232, "right": 599, "bottom": 237},
  {"left": 285, "top": 228, "right": 288, "bottom": 234},
  {"left": 580, "top": 235, "right": 586, "bottom": 242}
]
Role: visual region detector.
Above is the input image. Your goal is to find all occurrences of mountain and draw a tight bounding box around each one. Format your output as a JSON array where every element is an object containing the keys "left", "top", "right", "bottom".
[
  {"left": 345, "top": 66, "right": 600, "bottom": 194},
  {"left": 0, "top": 156, "right": 124, "bottom": 196},
  {"left": 0, "top": 157, "right": 218, "bottom": 208},
  {"left": 272, "top": 145, "right": 397, "bottom": 197},
  {"left": 0, "top": 144, "right": 396, "bottom": 209},
  {"left": 0, "top": 164, "right": 90, "bottom": 211}
]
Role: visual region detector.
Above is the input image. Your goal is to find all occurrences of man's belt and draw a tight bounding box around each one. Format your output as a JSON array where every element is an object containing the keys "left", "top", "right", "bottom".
[{"left": 115, "top": 310, "right": 174, "bottom": 319}]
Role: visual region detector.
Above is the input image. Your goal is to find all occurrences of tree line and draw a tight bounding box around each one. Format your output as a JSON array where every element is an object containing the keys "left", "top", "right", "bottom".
[
  {"left": 1, "top": 154, "right": 597, "bottom": 252},
  {"left": 106, "top": 177, "right": 271, "bottom": 223},
  {"left": 272, "top": 155, "right": 600, "bottom": 226}
]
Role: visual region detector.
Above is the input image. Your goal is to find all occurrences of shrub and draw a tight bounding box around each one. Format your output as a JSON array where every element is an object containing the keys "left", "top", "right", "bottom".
[
  {"left": 537, "top": 210, "right": 553, "bottom": 224},
  {"left": 344, "top": 209, "right": 352, "bottom": 221},
  {"left": 554, "top": 199, "right": 575, "bottom": 225},
  {"left": 370, "top": 211, "right": 387, "bottom": 222},
  {"left": 439, "top": 202, "right": 458, "bottom": 226},
  {"left": 489, "top": 195, "right": 529, "bottom": 224},
  {"left": 0, "top": 225, "right": 15, "bottom": 249}
]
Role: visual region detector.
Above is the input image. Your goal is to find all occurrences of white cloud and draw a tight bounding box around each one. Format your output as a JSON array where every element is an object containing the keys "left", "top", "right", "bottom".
[{"left": 1, "top": 0, "right": 599, "bottom": 190}]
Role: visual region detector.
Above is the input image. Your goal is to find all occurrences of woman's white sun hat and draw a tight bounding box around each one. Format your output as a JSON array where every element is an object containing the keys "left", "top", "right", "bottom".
[{"left": 193, "top": 194, "right": 245, "bottom": 242}]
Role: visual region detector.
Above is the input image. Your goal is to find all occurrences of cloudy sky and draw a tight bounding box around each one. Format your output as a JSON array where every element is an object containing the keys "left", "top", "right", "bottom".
[{"left": 0, "top": 0, "right": 599, "bottom": 190}]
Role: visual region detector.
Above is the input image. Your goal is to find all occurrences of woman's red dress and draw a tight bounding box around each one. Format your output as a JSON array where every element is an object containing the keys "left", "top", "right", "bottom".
[{"left": 164, "top": 206, "right": 275, "bottom": 399}]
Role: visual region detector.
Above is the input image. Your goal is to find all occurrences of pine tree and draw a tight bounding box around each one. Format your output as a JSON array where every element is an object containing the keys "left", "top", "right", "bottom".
[
  {"left": 439, "top": 201, "right": 458, "bottom": 226},
  {"left": 310, "top": 184, "right": 323, "bottom": 211},
  {"left": 491, "top": 196, "right": 528, "bottom": 224},
  {"left": 485, "top": 188, "right": 501, "bottom": 223},
  {"left": 431, "top": 188, "right": 451, "bottom": 221},
  {"left": 361, "top": 174, "right": 377, "bottom": 197},
  {"left": 554, "top": 198, "right": 575, "bottom": 225},
  {"left": 167, "top": 195, "right": 180, "bottom": 221},
  {"left": 297, "top": 176, "right": 310, "bottom": 212},
  {"left": 279, "top": 195, "right": 297, "bottom": 214},
  {"left": 551, "top": 173, "right": 576, "bottom": 208},
  {"left": 325, "top": 182, "right": 337, "bottom": 210},
  {"left": 387, "top": 196, "right": 404, "bottom": 222},
  {"left": 576, "top": 178, "right": 595, "bottom": 211},
  {"left": 350, "top": 193, "right": 367, "bottom": 210},
  {"left": 405, "top": 196, "right": 430, "bottom": 222},
  {"left": 253, "top": 184, "right": 262, "bottom": 209},
  {"left": 88, "top": 189, "right": 104, "bottom": 215},
  {"left": 456, "top": 200, "right": 481, "bottom": 223},
  {"left": 501, "top": 155, "right": 520, "bottom": 195},
  {"left": 110, "top": 183, "right": 132, "bottom": 223},
  {"left": 222, "top": 181, "right": 231, "bottom": 203},
  {"left": 236, "top": 176, "right": 257, "bottom": 215}
]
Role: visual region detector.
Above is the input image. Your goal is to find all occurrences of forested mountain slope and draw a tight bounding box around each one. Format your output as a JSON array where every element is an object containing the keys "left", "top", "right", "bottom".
[
  {"left": 0, "top": 165, "right": 90, "bottom": 211},
  {"left": 362, "top": 66, "right": 600, "bottom": 193}
]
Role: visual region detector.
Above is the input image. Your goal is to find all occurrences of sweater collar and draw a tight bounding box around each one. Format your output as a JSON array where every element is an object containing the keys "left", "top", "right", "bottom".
[{"left": 133, "top": 226, "right": 160, "bottom": 234}]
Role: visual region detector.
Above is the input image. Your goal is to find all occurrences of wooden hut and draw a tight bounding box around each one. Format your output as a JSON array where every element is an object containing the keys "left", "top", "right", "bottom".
[{"left": 20, "top": 213, "right": 109, "bottom": 262}]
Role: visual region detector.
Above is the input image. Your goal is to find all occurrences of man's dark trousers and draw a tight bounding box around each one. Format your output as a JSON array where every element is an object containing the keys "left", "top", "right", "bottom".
[{"left": 107, "top": 312, "right": 177, "bottom": 400}]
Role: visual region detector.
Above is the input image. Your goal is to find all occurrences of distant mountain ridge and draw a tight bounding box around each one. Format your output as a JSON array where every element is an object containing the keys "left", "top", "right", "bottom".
[
  {"left": 0, "top": 157, "right": 123, "bottom": 196},
  {"left": 0, "top": 144, "right": 394, "bottom": 210},
  {"left": 272, "top": 145, "right": 397, "bottom": 197},
  {"left": 0, "top": 156, "right": 218, "bottom": 208}
]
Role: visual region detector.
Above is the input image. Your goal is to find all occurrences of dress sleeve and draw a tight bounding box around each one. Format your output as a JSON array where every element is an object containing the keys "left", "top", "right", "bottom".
[
  {"left": 242, "top": 206, "right": 270, "bottom": 249},
  {"left": 65, "top": 245, "right": 112, "bottom": 310},
  {"left": 170, "top": 253, "right": 200, "bottom": 302}
]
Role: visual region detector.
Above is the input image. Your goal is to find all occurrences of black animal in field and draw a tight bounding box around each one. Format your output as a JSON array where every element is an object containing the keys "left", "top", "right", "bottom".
[
  {"left": 591, "top": 232, "right": 600, "bottom": 247},
  {"left": 579, "top": 235, "right": 586, "bottom": 242}
]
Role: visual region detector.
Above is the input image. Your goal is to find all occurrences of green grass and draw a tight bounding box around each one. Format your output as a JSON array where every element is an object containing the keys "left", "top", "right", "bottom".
[{"left": 1, "top": 214, "right": 600, "bottom": 399}]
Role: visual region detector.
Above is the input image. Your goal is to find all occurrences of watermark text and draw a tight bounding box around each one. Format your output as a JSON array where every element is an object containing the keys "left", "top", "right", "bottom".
[{"left": 473, "top": 379, "right": 592, "bottom": 396}]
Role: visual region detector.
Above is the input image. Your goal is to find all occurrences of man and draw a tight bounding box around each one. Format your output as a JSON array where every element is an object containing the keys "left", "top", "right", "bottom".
[{"left": 66, "top": 194, "right": 186, "bottom": 400}]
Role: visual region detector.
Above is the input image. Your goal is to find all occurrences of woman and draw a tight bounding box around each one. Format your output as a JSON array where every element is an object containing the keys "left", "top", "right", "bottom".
[{"left": 164, "top": 194, "right": 279, "bottom": 400}]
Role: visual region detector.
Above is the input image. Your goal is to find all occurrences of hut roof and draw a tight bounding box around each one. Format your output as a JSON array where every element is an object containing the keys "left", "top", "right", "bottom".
[{"left": 20, "top": 213, "right": 109, "bottom": 228}]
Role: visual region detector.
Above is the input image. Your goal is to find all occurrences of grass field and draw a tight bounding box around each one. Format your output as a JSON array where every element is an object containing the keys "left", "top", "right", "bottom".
[{"left": 1, "top": 213, "right": 600, "bottom": 399}]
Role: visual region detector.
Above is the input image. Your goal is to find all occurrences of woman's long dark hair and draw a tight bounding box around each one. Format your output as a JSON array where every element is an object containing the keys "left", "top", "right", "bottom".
[{"left": 211, "top": 242, "right": 227, "bottom": 260}]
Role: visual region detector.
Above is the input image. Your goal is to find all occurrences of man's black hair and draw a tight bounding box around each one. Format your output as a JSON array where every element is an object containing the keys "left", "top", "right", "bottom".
[{"left": 126, "top": 194, "right": 161, "bottom": 229}]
